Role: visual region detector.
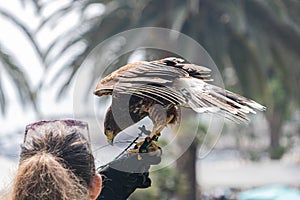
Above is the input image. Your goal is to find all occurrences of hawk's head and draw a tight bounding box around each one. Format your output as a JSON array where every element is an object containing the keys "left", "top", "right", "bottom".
[{"left": 104, "top": 106, "right": 122, "bottom": 145}]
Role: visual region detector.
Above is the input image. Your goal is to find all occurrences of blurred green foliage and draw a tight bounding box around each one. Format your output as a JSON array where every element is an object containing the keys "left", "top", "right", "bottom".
[
  {"left": 1, "top": 1, "right": 300, "bottom": 199},
  {"left": 130, "top": 166, "right": 178, "bottom": 200},
  {"left": 34, "top": 1, "right": 300, "bottom": 158}
]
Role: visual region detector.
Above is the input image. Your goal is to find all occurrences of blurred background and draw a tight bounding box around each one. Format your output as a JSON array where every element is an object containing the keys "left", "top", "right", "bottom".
[{"left": 1, "top": 0, "right": 300, "bottom": 199}]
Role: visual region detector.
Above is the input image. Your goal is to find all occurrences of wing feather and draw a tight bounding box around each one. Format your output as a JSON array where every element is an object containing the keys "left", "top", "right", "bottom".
[
  {"left": 176, "top": 77, "right": 265, "bottom": 123},
  {"left": 115, "top": 84, "right": 186, "bottom": 105},
  {"left": 94, "top": 57, "right": 213, "bottom": 97},
  {"left": 94, "top": 60, "right": 189, "bottom": 103},
  {"left": 94, "top": 57, "right": 265, "bottom": 124}
]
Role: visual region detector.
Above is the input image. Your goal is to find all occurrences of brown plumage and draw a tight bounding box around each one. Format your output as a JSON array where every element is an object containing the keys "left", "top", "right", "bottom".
[{"left": 94, "top": 57, "right": 265, "bottom": 144}]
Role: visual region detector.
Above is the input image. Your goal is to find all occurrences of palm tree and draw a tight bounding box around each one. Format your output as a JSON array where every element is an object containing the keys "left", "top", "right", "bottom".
[
  {"left": 38, "top": 0, "right": 300, "bottom": 151},
  {"left": 33, "top": 0, "right": 300, "bottom": 199},
  {"left": 0, "top": 5, "right": 42, "bottom": 114}
]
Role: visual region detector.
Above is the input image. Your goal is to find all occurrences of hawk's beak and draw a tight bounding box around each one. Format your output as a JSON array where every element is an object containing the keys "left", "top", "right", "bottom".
[{"left": 106, "top": 131, "right": 114, "bottom": 145}]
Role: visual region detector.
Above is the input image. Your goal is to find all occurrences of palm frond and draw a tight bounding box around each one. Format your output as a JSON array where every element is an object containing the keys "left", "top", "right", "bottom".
[
  {"left": 35, "top": 1, "right": 78, "bottom": 31},
  {"left": 0, "top": 75, "right": 6, "bottom": 115},
  {"left": 20, "top": 0, "right": 42, "bottom": 13},
  {"left": 247, "top": 0, "right": 300, "bottom": 54},
  {"left": 0, "top": 8, "right": 44, "bottom": 62},
  {"left": 54, "top": 47, "right": 90, "bottom": 99},
  {"left": 35, "top": 0, "right": 300, "bottom": 108},
  {"left": 0, "top": 45, "right": 36, "bottom": 114}
]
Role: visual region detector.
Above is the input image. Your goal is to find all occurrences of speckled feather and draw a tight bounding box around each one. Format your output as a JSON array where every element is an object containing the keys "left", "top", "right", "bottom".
[{"left": 94, "top": 57, "right": 265, "bottom": 142}]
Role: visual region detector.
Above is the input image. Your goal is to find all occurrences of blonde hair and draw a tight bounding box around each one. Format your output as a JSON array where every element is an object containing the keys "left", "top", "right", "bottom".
[{"left": 10, "top": 120, "right": 96, "bottom": 200}]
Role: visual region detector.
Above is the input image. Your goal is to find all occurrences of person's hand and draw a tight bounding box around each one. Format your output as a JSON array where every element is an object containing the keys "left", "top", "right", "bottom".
[{"left": 96, "top": 142, "right": 161, "bottom": 200}]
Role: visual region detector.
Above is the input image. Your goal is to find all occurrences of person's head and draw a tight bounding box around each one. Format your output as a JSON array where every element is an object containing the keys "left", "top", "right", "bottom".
[{"left": 11, "top": 119, "right": 102, "bottom": 200}]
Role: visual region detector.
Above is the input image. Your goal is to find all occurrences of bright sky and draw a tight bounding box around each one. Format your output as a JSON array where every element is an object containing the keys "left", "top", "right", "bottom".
[
  {"left": 0, "top": 1, "right": 108, "bottom": 189},
  {"left": 0, "top": 0, "right": 97, "bottom": 133},
  {"left": 0, "top": 0, "right": 141, "bottom": 136}
]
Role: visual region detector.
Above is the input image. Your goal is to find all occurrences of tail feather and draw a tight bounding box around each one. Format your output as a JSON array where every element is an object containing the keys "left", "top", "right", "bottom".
[{"left": 180, "top": 79, "right": 265, "bottom": 123}]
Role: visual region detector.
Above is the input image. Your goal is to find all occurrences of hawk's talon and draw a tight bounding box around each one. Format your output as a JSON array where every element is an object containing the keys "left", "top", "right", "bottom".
[{"left": 127, "top": 136, "right": 161, "bottom": 160}]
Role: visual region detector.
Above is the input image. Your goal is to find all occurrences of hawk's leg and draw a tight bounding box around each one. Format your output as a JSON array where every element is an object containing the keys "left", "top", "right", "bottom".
[
  {"left": 150, "top": 115, "right": 175, "bottom": 140},
  {"left": 127, "top": 104, "right": 174, "bottom": 157},
  {"left": 148, "top": 104, "right": 175, "bottom": 141}
]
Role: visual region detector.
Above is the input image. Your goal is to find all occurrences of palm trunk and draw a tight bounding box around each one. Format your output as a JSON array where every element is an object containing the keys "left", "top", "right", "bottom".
[
  {"left": 267, "top": 109, "right": 284, "bottom": 159},
  {"left": 176, "top": 140, "right": 198, "bottom": 200}
]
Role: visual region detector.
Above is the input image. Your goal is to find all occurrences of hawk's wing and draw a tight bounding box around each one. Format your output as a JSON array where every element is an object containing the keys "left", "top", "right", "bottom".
[
  {"left": 94, "top": 57, "right": 265, "bottom": 123},
  {"left": 94, "top": 58, "right": 211, "bottom": 105}
]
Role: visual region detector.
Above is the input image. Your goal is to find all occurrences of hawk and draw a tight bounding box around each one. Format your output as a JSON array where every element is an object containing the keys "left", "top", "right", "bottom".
[{"left": 94, "top": 57, "right": 265, "bottom": 145}]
